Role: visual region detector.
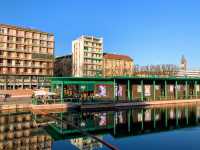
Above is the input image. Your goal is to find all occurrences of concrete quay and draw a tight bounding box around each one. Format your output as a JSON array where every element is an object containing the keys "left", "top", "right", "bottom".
[
  {"left": 81, "top": 99, "right": 200, "bottom": 110},
  {"left": 1, "top": 98, "right": 200, "bottom": 111}
]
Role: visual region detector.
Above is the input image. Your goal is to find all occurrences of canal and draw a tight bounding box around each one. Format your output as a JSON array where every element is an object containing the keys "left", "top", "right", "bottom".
[{"left": 1, "top": 104, "right": 200, "bottom": 149}]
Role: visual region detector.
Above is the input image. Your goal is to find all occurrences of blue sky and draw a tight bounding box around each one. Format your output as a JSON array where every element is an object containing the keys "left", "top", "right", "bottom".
[{"left": 1, "top": 0, "right": 200, "bottom": 68}]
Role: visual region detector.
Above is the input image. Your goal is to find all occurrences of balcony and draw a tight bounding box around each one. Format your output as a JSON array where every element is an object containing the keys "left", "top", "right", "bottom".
[
  {"left": 7, "top": 48, "right": 16, "bottom": 52},
  {"left": 32, "top": 65, "right": 41, "bottom": 68},
  {"left": 7, "top": 40, "right": 15, "bottom": 44},
  {"left": 40, "top": 36, "right": 47, "bottom": 41},
  {"left": 0, "top": 39, "right": 7, "bottom": 43},
  {"left": 24, "top": 42, "right": 32, "bottom": 45},
  {"left": 8, "top": 32, "right": 16, "bottom": 36},
  {"left": 16, "top": 41, "right": 24, "bottom": 44},
  {"left": 47, "top": 37, "right": 54, "bottom": 42},
  {"left": 32, "top": 43, "right": 40, "bottom": 46},
  {"left": 25, "top": 34, "right": 32, "bottom": 38}
]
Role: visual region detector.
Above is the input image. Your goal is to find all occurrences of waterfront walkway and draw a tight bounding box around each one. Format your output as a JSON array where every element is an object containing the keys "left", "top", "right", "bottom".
[
  {"left": 0, "top": 97, "right": 32, "bottom": 105},
  {"left": 3, "top": 98, "right": 200, "bottom": 111}
]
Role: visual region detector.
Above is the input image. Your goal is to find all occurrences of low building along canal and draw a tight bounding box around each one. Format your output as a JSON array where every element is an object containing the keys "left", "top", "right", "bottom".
[{"left": 49, "top": 76, "right": 200, "bottom": 103}]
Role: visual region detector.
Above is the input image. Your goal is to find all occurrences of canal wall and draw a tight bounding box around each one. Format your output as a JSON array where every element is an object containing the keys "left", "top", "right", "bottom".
[
  {"left": 1, "top": 99, "right": 200, "bottom": 111},
  {"left": 81, "top": 99, "right": 200, "bottom": 109}
]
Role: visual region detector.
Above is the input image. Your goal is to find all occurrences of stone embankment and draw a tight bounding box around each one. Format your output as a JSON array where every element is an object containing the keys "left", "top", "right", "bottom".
[{"left": 1, "top": 98, "right": 200, "bottom": 111}]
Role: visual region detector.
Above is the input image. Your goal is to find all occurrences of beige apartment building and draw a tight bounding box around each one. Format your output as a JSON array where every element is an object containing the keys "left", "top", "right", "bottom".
[
  {"left": 0, "top": 24, "right": 54, "bottom": 89},
  {"left": 72, "top": 35, "right": 103, "bottom": 77},
  {"left": 103, "top": 53, "right": 134, "bottom": 77}
]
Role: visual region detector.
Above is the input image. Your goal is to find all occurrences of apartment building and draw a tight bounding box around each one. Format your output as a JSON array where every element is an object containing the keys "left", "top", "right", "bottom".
[
  {"left": 54, "top": 54, "right": 72, "bottom": 77},
  {"left": 103, "top": 53, "right": 133, "bottom": 77},
  {"left": 0, "top": 24, "right": 54, "bottom": 89},
  {"left": 72, "top": 35, "right": 103, "bottom": 77}
]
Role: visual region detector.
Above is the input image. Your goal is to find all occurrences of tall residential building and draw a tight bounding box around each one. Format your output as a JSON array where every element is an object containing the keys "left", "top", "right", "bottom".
[
  {"left": 54, "top": 54, "right": 72, "bottom": 77},
  {"left": 0, "top": 24, "right": 54, "bottom": 90},
  {"left": 72, "top": 35, "right": 103, "bottom": 77},
  {"left": 103, "top": 53, "right": 134, "bottom": 77}
]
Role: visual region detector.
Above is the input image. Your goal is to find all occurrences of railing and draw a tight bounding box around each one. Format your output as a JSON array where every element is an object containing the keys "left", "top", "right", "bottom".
[
  {"left": 32, "top": 94, "right": 200, "bottom": 105},
  {"left": 32, "top": 98, "right": 61, "bottom": 105}
]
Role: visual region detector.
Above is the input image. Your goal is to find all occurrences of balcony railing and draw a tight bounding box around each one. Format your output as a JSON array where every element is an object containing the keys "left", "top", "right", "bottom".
[{"left": 16, "top": 41, "right": 24, "bottom": 44}]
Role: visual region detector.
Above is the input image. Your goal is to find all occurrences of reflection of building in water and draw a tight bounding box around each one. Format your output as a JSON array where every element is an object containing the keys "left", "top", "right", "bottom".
[
  {"left": 49, "top": 105, "right": 200, "bottom": 143},
  {"left": 144, "top": 110, "right": 151, "bottom": 121},
  {"left": 70, "top": 136, "right": 103, "bottom": 150},
  {"left": 0, "top": 111, "right": 52, "bottom": 150}
]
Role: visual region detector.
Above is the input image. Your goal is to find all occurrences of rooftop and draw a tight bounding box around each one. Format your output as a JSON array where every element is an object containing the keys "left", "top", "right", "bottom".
[
  {"left": 103, "top": 53, "right": 133, "bottom": 61},
  {"left": 55, "top": 54, "right": 72, "bottom": 60},
  {"left": 0, "top": 23, "right": 54, "bottom": 35}
]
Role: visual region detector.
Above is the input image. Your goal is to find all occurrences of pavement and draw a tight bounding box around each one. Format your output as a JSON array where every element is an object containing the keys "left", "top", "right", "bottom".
[{"left": 0, "top": 97, "right": 32, "bottom": 105}]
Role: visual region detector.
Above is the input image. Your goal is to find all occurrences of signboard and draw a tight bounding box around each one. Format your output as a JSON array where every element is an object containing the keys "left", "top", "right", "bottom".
[
  {"left": 97, "top": 85, "right": 106, "bottom": 97},
  {"left": 80, "top": 85, "right": 86, "bottom": 91},
  {"left": 137, "top": 85, "right": 142, "bottom": 93},
  {"left": 170, "top": 85, "right": 174, "bottom": 93},
  {"left": 155, "top": 85, "right": 159, "bottom": 90},
  {"left": 145, "top": 110, "right": 151, "bottom": 121},
  {"left": 176, "top": 85, "right": 181, "bottom": 91},
  {"left": 145, "top": 85, "right": 151, "bottom": 96},
  {"left": 115, "top": 85, "right": 123, "bottom": 97},
  {"left": 196, "top": 85, "right": 200, "bottom": 92}
]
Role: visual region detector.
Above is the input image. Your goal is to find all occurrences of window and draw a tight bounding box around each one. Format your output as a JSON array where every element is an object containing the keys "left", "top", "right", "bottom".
[
  {"left": 8, "top": 36, "right": 14, "bottom": 42},
  {"left": 24, "top": 61, "right": 28, "bottom": 66},
  {"left": 40, "top": 34, "right": 47, "bottom": 40},
  {"left": 84, "top": 52, "right": 88, "bottom": 56},
  {"left": 16, "top": 37, "right": 23, "bottom": 42},
  {"left": 33, "top": 39, "right": 39, "bottom": 44},
  {"left": 0, "top": 43, "right": 4, "bottom": 48},
  {"left": 7, "top": 60, "right": 12, "bottom": 65},
  {"left": 84, "top": 46, "right": 88, "bottom": 51},
  {"left": 40, "top": 41, "right": 46, "bottom": 46},
  {"left": 17, "top": 30, "right": 24, "bottom": 37},
  {"left": 0, "top": 28, "right": 5, "bottom": 34}
]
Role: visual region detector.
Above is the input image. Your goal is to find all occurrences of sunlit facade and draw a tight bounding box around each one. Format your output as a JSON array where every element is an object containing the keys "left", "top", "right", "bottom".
[
  {"left": 0, "top": 24, "right": 54, "bottom": 89},
  {"left": 103, "top": 53, "right": 133, "bottom": 77},
  {"left": 72, "top": 35, "right": 103, "bottom": 77}
]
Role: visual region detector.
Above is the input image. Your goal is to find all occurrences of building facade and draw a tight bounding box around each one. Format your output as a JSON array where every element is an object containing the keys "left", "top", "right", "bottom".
[
  {"left": 103, "top": 53, "right": 133, "bottom": 77},
  {"left": 176, "top": 55, "right": 200, "bottom": 77},
  {"left": 72, "top": 35, "right": 103, "bottom": 77},
  {"left": 54, "top": 55, "right": 72, "bottom": 77},
  {"left": 0, "top": 24, "right": 54, "bottom": 89},
  {"left": 180, "top": 55, "right": 187, "bottom": 71}
]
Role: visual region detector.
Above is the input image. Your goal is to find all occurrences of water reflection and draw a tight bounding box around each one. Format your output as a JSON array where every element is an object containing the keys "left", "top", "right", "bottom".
[
  {"left": 0, "top": 110, "right": 52, "bottom": 150},
  {"left": 70, "top": 136, "right": 103, "bottom": 150},
  {"left": 50, "top": 105, "right": 200, "bottom": 136},
  {"left": 45, "top": 104, "right": 200, "bottom": 149}
]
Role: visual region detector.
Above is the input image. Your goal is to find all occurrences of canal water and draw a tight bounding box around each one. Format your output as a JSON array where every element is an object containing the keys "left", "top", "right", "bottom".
[{"left": 1, "top": 104, "right": 200, "bottom": 150}]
